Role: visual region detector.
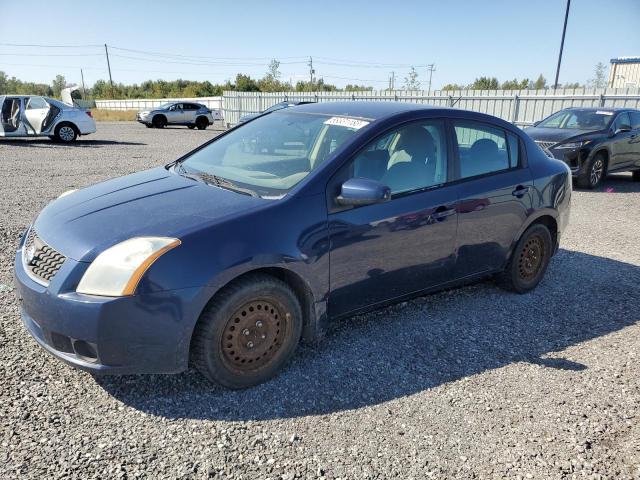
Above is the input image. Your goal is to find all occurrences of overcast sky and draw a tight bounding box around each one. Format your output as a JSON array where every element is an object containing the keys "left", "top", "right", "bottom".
[{"left": 1, "top": 0, "right": 638, "bottom": 89}]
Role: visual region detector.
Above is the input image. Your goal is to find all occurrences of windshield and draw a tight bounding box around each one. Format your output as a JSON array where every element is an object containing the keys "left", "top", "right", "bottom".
[
  {"left": 179, "top": 111, "right": 367, "bottom": 198},
  {"left": 537, "top": 110, "right": 613, "bottom": 130}
]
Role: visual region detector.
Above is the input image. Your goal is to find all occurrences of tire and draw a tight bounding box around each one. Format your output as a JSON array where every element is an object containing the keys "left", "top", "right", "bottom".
[
  {"left": 54, "top": 123, "right": 78, "bottom": 142},
  {"left": 195, "top": 117, "right": 208, "bottom": 130},
  {"left": 191, "top": 274, "right": 303, "bottom": 389},
  {"left": 188, "top": 125, "right": 196, "bottom": 130},
  {"left": 152, "top": 115, "right": 167, "bottom": 128},
  {"left": 496, "top": 223, "right": 552, "bottom": 294},
  {"left": 632, "top": 170, "right": 640, "bottom": 182},
  {"left": 576, "top": 153, "right": 606, "bottom": 189},
  {"left": 145, "top": 123, "right": 153, "bottom": 128}
]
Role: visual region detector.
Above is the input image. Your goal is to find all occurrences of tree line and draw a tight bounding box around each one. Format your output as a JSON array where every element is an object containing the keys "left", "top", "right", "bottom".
[{"left": 0, "top": 61, "right": 609, "bottom": 99}]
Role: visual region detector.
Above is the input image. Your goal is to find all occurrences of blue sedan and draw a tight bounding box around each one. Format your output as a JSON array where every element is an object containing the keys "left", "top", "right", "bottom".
[{"left": 15, "top": 102, "right": 571, "bottom": 388}]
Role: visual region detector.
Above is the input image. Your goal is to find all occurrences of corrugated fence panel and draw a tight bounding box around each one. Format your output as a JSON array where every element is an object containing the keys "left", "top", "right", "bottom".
[
  {"left": 95, "top": 96, "right": 223, "bottom": 113},
  {"left": 222, "top": 89, "right": 640, "bottom": 127}
]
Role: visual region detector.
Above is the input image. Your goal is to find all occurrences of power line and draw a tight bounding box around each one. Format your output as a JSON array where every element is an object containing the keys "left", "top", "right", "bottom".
[
  {"left": 108, "top": 45, "right": 307, "bottom": 62},
  {"left": 0, "top": 52, "right": 103, "bottom": 57},
  {"left": 0, "top": 42, "right": 102, "bottom": 48}
]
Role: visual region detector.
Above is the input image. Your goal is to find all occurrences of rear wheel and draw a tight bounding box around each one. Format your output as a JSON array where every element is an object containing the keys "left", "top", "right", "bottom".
[
  {"left": 54, "top": 123, "right": 78, "bottom": 142},
  {"left": 496, "top": 224, "right": 552, "bottom": 293},
  {"left": 576, "top": 153, "right": 606, "bottom": 189},
  {"left": 195, "top": 117, "right": 208, "bottom": 130},
  {"left": 191, "top": 274, "right": 302, "bottom": 389},
  {"left": 632, "top": 170, "right": 640, "bottom": 182},
  {"left": 152, "top": 115, "right": 167, "bottom": 128}
]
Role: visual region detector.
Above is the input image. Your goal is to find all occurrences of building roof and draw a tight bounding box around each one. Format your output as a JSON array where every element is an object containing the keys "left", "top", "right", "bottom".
[{"left": 610, "top": 56, "right": 640, "bottom": 64}]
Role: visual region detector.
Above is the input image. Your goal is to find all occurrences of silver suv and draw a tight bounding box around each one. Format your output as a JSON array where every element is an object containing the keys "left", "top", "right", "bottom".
[{"left": 136, "top": 102, "right": 220, "bottom": 129}]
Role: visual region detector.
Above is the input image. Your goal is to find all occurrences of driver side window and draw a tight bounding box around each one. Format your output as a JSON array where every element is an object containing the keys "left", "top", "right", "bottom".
[{"left": 348, "top": 120, "right": 448, "bottom": 195}]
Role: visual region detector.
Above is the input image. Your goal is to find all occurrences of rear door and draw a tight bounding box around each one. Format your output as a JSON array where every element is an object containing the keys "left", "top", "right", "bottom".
[
  {"left": 23, "top": 96, "right": 51, "bottom": 134},
  {"left": 452, "top": 119, "right": 533, "bottom": 278}
]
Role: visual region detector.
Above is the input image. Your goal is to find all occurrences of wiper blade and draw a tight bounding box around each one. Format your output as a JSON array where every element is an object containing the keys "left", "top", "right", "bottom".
[{"left": 198, "top": 173, "right": 259, "bottom": 198}]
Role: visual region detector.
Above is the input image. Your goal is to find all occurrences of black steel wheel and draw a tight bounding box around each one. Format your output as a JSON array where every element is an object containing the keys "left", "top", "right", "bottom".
[
  {"left": 496, "top": 223, "right": 552, "bottom": 293},
  {"left": 191, "top": 274, "right": 302, "bottom": 389}
]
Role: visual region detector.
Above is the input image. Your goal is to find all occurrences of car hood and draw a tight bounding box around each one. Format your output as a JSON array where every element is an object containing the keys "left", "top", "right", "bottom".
[
  {"left": 524, "top": 126, "right": 599, "bottom": 144},
  {"left": 33, "top": 167, "right": 265, "bottom": 262}
]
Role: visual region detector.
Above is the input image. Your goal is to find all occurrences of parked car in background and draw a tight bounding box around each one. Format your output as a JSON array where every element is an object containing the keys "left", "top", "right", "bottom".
[
  {"left": 525, "top": 107, "right": 640, "bottom": 188},
  {"left": 136, "top": 102, "right": 221, "bottom": 129},
  {"left": 0, "top": 95, "right": 96, "bottom": 142},
  {"left": 15, "top": 102, "right": 571, "bottom": 389},
  {"left": 238, "top": 100, "right": 315, "bottom": 123}
]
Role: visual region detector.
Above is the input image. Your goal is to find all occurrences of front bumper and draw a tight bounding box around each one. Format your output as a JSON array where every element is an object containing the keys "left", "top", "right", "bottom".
[
  {"left": 136, "top": 114, "right": 151, "bottom": 124},
  {"left": 539, "top": 144, "right": 589, "bottom": 176},
  {"left": 14, "top": 241, "right": 215, "bottom": 375}
]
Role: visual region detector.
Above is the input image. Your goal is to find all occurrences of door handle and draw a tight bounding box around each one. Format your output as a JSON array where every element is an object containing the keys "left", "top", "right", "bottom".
[
  {"left": 512, "top": 185, "right": 530, "bottom": 198},
  {"left": 432, "top": 207, "right": 456, "bottom": 221}
]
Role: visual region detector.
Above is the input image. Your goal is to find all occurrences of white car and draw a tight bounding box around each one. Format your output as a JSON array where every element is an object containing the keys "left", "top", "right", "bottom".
[
  {"left": 136, "top": 102, "right": 221, "bottom": 129},
  {"left": 0, "top": 95, "right": 96, "bottom": 142}
]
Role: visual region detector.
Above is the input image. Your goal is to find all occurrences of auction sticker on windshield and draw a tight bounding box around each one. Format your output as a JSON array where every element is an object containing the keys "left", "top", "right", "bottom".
[{"left": 324, "top": 117, "right": 370, "bottom": 130}]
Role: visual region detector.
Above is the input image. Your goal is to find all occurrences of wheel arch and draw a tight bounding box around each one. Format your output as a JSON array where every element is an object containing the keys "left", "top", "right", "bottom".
[
  {"left": 54, "top": 120, "right": 79, "bottom": 134},
  {"left": 508, "top": 211, "right": 559, "bottom": 263},
  {"left": 187, "top": 266, "right": 323, "bottom": 361},
  {"left": 591, "top": 147, "right": 610, "bottom": 172}
]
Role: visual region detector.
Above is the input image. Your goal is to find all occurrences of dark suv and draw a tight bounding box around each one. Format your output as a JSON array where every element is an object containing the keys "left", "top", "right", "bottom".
[{"left": 525, "top": 107, "right": 640, "bottom": 188}]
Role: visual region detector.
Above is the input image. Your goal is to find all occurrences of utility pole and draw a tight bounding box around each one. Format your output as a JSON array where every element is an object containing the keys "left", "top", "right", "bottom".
[
  {"left": 553, "top": 0, "right": 571, "bottom": 89},
  {"left": 389, "top": 71, "right": 395, "bottom": 90},
  {"left": 427, "top": 64, "right": 436, "bottom": 96},
  {"left": 308, "top": 56, "right": 315, "bottom": 91},
  {"left": 104, "top": 43, "right": 114, "bottom": 94},
  {"left": 80, "top": 69, "right": 86, "bottom": 99}
]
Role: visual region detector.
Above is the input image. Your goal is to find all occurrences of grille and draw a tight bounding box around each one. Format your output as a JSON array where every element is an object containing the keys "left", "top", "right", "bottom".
[
  {"left": 23, "top": 229, "right": 66, "bottom": 284},
  {"left": 535, "top": 141, "right": 556, "bottom": 158}
]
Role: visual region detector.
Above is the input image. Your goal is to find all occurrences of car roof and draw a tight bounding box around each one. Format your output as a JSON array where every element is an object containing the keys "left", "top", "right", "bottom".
[
  {"left": 562, "top": 107, "right": 636, "bottom": 113},
  {"left": 288, "top": 101, "right": 449, "bottom": 121}
]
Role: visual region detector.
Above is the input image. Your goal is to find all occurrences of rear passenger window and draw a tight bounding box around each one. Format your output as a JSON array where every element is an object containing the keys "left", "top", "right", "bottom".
[
  {"left": 454, "top": 122, "right": 516, "bottom": 179},
  {"left": 630, "top": 112, "right": 640, "bottom": 130}
]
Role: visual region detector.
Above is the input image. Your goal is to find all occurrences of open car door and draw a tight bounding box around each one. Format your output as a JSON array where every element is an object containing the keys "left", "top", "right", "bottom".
[
  {"left": 0, "top": 97, "right": 27, "bottom": 136},
  {"left": 24, "top": 96, "right": 54, "bottom": 135}
]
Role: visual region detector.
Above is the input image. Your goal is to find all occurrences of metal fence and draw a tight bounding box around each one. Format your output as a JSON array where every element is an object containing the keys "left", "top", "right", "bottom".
[
  {"left": 222, "top": 88, "right": 640, "bottom": 127},
  {"left": 95, "top": 96, "right": 223, "bottom": 112}
]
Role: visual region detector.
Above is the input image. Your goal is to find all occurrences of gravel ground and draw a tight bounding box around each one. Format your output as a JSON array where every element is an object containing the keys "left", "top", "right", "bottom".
[{"left": 1, "top": 122, "right": 639, "bottom": 479}]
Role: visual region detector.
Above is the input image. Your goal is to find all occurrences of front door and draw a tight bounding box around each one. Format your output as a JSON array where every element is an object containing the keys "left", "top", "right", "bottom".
[
  {"left": 609, "top": 112, "right": 636, "bottom": 171},
  {"left": 451, "top": 120, "right": 534, "bottom": 277},
  {"left": 167, "top": 103, "right": 185, "bottom": 124},
  {"left": 327, "top": 119, "right": 458, "bottom": 317},
  {"left": 0, "top": 97, "right": 26, "bottom": 136}
]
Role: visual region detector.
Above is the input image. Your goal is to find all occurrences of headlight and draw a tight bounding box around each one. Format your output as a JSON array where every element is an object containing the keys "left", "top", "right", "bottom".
[
  {"left": 58, "top": 189, "right": 77, "bottom": 199},
  {"left": 76, "top": 237, "right": 181, "bottom": 297},
  {"left": 556, "top": 140, "right": 591, "bottom": 149}
]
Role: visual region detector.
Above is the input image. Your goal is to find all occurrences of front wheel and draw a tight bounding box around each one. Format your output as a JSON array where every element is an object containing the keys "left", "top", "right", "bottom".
[
  {"left": 152, "top": 115, "right": 167, "bottom": 128},
  {"left": 576, "top": 153, "right": 606, "bottom": 189},
  {"left": 191, "top": 274, "right": 302, "bottom": 389},
  {"left": 496, "top": 224, "right": 552, "bottom": 294},
  {"left": 55, "top": 124, "right": 78, "bottom": 142}
]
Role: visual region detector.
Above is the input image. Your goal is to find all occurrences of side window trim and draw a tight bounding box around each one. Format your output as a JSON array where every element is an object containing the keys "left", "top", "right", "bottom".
[{"left": 450, "top": 118, "right": 523, "bottom": 183}]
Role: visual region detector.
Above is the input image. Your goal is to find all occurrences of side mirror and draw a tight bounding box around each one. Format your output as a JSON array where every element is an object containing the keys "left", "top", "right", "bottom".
[
  {"left": 532, "top": 120, "right": 541, "bottom": 127},
  {"left": 336, "top": 178, "right": 391, "bottom": 207},
  {"left": 614, "top": 124, "right": 632, "bottom": 135}
]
